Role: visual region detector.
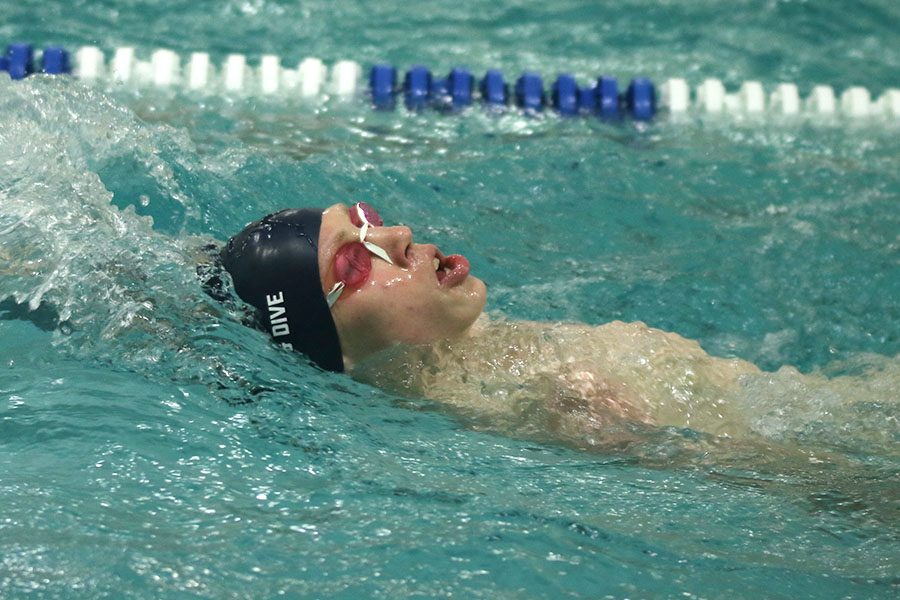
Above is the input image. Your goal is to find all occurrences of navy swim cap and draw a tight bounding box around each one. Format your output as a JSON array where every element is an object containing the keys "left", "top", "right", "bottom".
[{"left": 221, "top": 208, "right": 344, "bottom": 372}]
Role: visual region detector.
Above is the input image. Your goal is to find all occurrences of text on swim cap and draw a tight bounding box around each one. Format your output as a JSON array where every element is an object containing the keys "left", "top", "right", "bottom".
[{"left": 266, "top": 292, "right": 291, "bottom": 337}]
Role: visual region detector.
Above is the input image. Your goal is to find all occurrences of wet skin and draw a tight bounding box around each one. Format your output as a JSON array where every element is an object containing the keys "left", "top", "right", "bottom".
[{"left": 316, "top": 203, "right": 487, "bottom": 368}]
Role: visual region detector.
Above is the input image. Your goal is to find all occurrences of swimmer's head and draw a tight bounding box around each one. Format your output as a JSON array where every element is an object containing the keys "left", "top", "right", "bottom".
[
  {"left": 222, "top": 203, "right": 486, "bottom": 371},
  {"left": 221, "top": 208, "right": 344, "bottom": 371}
]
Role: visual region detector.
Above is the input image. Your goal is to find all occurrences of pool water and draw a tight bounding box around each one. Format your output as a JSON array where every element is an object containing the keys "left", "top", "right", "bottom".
[{"left": 1, "top": 1, "right": 899, "bottom": 598}]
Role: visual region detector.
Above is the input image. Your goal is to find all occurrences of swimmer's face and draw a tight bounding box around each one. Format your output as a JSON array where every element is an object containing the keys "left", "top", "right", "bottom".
[{"left": 317, "top": 202, "right": 486, "bottom": 367}]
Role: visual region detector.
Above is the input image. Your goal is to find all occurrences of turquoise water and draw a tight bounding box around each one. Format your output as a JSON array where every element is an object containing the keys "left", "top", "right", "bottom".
[{"left": 2, "top": 1, "right": 899, "bottom": 598}]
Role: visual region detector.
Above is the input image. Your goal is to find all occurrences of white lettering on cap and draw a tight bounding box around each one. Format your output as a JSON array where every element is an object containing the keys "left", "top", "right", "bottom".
[{"left": 266, "top": 292, "right": 291, "bottom": 337}]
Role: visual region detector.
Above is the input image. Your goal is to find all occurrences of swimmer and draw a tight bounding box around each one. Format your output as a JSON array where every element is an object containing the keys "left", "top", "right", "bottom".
[
  {"left": 218, "top": 202, "right": 486, "bottom": 372},
  {"left": 217, "top": 202, "right": 896, "bottom": 448}
]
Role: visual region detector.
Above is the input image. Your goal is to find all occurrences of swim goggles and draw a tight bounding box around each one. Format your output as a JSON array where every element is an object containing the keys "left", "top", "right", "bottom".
[{"left": 325, "top": 202, "right": 395, "bottom": 307}]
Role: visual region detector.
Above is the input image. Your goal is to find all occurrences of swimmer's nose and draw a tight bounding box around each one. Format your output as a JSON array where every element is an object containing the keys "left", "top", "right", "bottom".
[{"left": 366, "top": 225, "right": 413, "bottom": 267}]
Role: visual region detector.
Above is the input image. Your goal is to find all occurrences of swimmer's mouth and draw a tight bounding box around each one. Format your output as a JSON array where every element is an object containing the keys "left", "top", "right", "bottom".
[{"left": 432, "top": 250, "right": 470, "bottom": 287}]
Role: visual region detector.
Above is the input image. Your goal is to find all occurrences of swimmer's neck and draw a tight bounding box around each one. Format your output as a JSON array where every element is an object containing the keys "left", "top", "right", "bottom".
[{"left": 343, "top": 314, "right": 491, "bottom": 372}]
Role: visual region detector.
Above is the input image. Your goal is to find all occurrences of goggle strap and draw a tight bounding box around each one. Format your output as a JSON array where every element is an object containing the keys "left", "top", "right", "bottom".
[
  {"left": 357, "top": 208, "right": 394, "bottom": 265},
  {"left": 364, "top": 241, "right": 393, "bottom": 264},
  {"left": 326, "top": 281, "right": 345, "bottom": 308}
]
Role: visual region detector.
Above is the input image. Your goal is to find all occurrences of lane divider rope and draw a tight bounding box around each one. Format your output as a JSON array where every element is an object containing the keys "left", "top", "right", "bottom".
[{"left": 3, "top": 43, "right": 899, "bottom": 122}]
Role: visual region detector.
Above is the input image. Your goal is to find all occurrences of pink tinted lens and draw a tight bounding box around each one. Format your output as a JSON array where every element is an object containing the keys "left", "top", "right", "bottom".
[
  {"left": 349, "top": 202, "right": 383, "bottom": 227},
  {"left": 333, "top": 242, "right": 372, "bottom": 289}
]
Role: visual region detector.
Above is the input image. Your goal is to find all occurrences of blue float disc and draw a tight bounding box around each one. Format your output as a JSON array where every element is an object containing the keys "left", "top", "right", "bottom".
[
  {"left": 578, "top": 85, "right": 597, "bottom": 113},
  {"left": 480, "top": 69, "right": 507, "bottom": 106},
  {"left": 551, "top": 74, "right": 578, "bottom": 116},
  {"left": 403, "top": 65, "right": 431, "bottom": 110},
  {"left": 515, "top": 72, "right": 544, "bottom": 112},
  {"left": 626, "top": 77, "right": 656, "bottom": 121},
  {"left": 428, "top": 77, "right": 448, "bottom": 108},
  {"left": 42, "top": 46, "right": 71, "bottom": 75},
  {"left": 369, "top": 64, "right": 397, "bottom": 110},
  {"left": 7, "top": 43, "right": 34, "bottom": 80},
  {"left": 448, "top": 68, "right": 473, "bottom": 108},
  {"left": 597, "top": 76, "right": 620, "bottom": 119}
]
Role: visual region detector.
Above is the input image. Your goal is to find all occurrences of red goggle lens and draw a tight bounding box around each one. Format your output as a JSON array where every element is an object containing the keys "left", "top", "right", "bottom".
[
  {"left": 333, "top": 242, "right": 372, "bottom": 289},
  {"left": 349, "top": 202, "right": 383, "bottom": 227}
]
